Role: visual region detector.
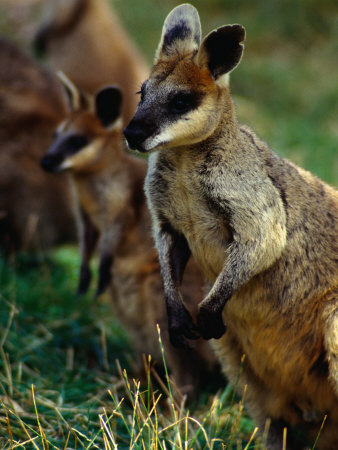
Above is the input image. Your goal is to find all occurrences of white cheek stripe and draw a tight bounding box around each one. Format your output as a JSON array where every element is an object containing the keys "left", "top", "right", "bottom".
[
  {"left": 144, "top": 128, "right": 174, "bottom": 151},
  {"left": 58, "top": 159, "right": 73, "bottom": 171}
]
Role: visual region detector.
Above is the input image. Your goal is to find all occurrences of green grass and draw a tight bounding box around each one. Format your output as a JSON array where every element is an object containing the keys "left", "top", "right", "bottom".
[{"left": 0, "top": 249, "right": 259, "bottom": 449}]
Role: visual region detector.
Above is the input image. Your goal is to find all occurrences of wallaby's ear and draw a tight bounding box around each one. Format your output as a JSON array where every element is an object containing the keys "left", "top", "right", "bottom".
[
  {"left": 155, "top": 3, "right": 201, "bottom": 63},
  {"left": 57, "top": 71, "right": 90, "bottom": 111},
  {"left": 197, "top": 25, "right": 245, "bottom": 86},
  {"left": 95, "top": 86, "right": 122, "bottom": 128}
]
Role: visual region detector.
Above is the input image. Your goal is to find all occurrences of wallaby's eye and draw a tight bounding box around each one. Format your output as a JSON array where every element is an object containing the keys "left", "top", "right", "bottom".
[
  {"left": 66, "top": 134, "right": 89, "bottom": 155},
  {"left": 168, "top": 92, "right": 201, "bottom": 115}
]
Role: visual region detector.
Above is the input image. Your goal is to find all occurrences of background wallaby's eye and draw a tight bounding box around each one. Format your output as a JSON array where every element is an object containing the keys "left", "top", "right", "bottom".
[
  {"left": 168, "top": 92, "right": 201, "bottom": 115},
  {"left": 66, "top": 134, "right": 89, "bottom": 155}
]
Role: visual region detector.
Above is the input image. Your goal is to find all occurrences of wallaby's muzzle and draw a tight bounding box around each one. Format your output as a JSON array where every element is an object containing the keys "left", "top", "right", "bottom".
[{"left": 123, "top": 121, "right": 149, "bottom": 152}]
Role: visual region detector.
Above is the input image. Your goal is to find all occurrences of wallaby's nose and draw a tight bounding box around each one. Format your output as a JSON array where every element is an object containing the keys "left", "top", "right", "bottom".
[
  {"left": 124, "top": 123, "right": 149, "bottom": 152},
  {"left": 40, "top": 155, "right": 61, "bottom": 173}
]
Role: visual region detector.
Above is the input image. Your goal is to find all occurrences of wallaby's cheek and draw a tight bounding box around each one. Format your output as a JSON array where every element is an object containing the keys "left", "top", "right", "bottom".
[
  {"left": 145, "top": 101, "right": 219, "bottom": 150},
  {"left": 142, "top": 126, "right": 174, "bottom": 151}
]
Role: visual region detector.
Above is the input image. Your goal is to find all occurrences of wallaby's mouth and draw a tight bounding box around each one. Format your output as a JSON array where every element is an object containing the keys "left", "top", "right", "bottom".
[
  {"left": 40, "top": 155, "right": 64, "bottom": 173},
  {"left": 124, "top": 113, "right": 161, "bottom": 153}
]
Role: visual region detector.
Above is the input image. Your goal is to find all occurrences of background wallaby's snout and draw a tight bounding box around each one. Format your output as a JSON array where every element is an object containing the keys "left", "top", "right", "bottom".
[
  {"left": 40, "top": 154, "right": 62, "bottom": 173},
  {"left": 41, "top": 133, "right": 89, "bottom": 173}
]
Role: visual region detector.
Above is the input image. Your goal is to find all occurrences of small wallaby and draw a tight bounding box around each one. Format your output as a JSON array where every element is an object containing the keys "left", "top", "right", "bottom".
[
  {"left": 124, "top": 4, "right": 338, "bottom": 448},
  {"left": 41, "top": 79, "right": 218, "bottom": 395},
  {"left": 34, "top": 0, "right": 149, "bottom": 124},
  {"left": 0, "top": 37, "right": 76, "bottom": 253}
]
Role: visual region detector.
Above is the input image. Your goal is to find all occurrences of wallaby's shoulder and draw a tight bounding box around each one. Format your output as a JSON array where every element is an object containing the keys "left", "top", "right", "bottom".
[{"left": 239, "top": 123, "right": 338, "bottom": 211}]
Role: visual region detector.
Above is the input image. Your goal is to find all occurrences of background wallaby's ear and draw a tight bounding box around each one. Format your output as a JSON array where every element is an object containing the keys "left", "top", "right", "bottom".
[
  {"left": 57, "top": 71, "right": 90, "bottom": 111},
  {"left": 155, "top": 3, "right": 201, "bottom": 63},
  {"left": 95, "top": 86, "right": 122, "bottom": 128},
  {"left": 197, "top": 25, "right": 245, "bottom": 86}
]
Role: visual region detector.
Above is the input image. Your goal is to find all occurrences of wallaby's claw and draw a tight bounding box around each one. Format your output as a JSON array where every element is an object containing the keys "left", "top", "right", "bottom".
[
  {"left": 168, "top": 304, "right": 200, "bottom": 348},
  {"left": 197, "top": 306, "right": 226, "bottom": 340}
]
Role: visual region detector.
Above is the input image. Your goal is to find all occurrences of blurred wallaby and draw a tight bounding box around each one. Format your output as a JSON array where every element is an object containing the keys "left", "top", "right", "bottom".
[
  {"left": 41, "top": 80, "right": 218, "bottom": 394},
  {"left": 34, "top": 0, "right": 149, "bottom": 124},
  {"left": 0, "top": 37, "right": 76, "bottom": 253},
  {"left": 124, "top": 4, "right": 338, "bottom": 448}
]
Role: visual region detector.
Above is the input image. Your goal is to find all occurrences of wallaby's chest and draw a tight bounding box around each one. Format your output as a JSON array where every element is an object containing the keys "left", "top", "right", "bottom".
[
  {"left": 150, "top": 153, "right": 230, "bottom": 280},
  {"left": 75, "top": 174, "right": 128, "bottom": 230}
]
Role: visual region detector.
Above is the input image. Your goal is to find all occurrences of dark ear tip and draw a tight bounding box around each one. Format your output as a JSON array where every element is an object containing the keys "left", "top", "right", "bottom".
[
  {"left": 213, "top": 24, "right": 245, "bottom": 45},
  {"left": 96, "top": 85, "right": 122, "bottom": 104},
  {"left": 231, "top": 24, "right": 246, "bottom": 42},
  {"left": 95, "top": 85, "right": 123, "bottom": 128}
]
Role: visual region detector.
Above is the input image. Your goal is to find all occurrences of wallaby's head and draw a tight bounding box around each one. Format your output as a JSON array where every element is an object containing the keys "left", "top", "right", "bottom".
[
  {"left": 34, "top": 0, "right": 88, "bottom": 55},
  {"left": 41, "top": 76, "right": 123, "bottom": 174},
  {"left": 124, "top": 3, "right": 245, "bottom": 153}
]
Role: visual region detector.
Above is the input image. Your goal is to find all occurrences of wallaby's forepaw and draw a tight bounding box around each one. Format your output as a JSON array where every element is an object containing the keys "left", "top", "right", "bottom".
[
  {"left": 77, "top": 264, "right": 91, "bottom": 295},
  {"left": 168, "top": 305, "right": 200, "bottom": 348},
  {"left": 197, "top": 306, "right": 226, "bottom": 340}
]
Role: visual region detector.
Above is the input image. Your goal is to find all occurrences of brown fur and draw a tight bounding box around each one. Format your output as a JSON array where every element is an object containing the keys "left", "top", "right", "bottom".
[
  {"left": 41, "top": 84, "right": 218, "bottom": 395},
  {"left": 0, "top": 37, "right": 76, "bottom": 253},
  {"left": 34, "top": 0, "right": 149, "bottom": 124},
  {"left": 124, "top": 5, "right": 338, "bottom": 448}
]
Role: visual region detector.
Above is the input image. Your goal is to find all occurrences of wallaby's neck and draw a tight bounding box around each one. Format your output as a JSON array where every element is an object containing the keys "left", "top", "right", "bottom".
[
  {"left": 211, "top": 89, "right": 239, "bottom": 140},
  {"left": 74, "top": 134, "right": 125, "bottom": 177},
  {"left": 72, "top": 139, "right": 146, "bottom": 200}
]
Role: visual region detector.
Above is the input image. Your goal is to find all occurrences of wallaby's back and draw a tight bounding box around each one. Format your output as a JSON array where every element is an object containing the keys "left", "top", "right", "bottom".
[{"left": 0, "top": 38, "right": 75, "bottom": 252}]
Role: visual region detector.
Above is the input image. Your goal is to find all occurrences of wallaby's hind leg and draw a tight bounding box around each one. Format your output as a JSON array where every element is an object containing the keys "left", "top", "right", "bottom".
[
  {"left": 96, "top": 253, "right": 113, "bottom": 297},
  {"left": 78, "top": 211, "right": 99, "bottom": 295}
]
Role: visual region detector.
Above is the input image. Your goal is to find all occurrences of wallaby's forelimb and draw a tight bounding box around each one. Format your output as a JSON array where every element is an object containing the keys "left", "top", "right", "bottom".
[{"left": 156, "top": 224, "right": 199, "bottom": 347}]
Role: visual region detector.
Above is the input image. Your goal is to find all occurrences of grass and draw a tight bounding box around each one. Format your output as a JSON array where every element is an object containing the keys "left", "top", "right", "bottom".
[{"left": 0, "top": 248, "right": 259, "bottom": 449}]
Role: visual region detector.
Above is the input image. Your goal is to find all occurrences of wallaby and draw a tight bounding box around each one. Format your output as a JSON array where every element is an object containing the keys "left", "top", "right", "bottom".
[
  {"left": 124, "top": 4, "right": 338, "bottom": 448},
  {"left": 0, "top": 37, "right": 76, "bottom": 253},
  {"left": 41, "top": 80, "right": 218, "bottom": 395},
  {"left": 34, "top": 0, "right": 149, "bottom": 124}
]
